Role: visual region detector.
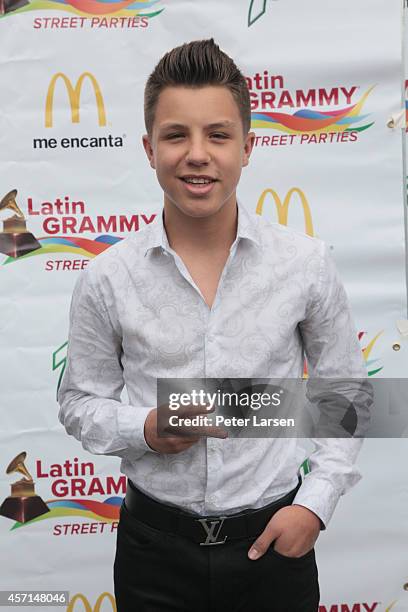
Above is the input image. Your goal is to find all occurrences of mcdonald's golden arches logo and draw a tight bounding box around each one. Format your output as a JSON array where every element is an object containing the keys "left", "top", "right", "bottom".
[
  {"left": 256, "top": 187, "right": 314, "bottom": 237},
  {"left": 45, "top": 73, "right": 107, "bottom": 128},
  {"left": 67, "top": 592, "right": 116, "bottom": 612}
]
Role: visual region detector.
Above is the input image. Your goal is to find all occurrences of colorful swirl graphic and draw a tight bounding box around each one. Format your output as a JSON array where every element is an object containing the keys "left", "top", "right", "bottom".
[
  {"left": 10, "top": 496, "right": 122, "bottom": 529},
  {"left": 358, "top": 330, "right": 383, "bottom": 377},
  {"left": 2, "top": 235, "right": 122, "bottom": 265},
  {"left": 251, "top": 86, "right": 375, "bottom": 134},
  {"left": 405, "top": 100, "right": 408, "bottom": 133},
  {"left": 1, "top": 0, "right": 163, "bottom": 18},
  {"left": 303, "top": 330, "right": 383, "bottom": 378}
]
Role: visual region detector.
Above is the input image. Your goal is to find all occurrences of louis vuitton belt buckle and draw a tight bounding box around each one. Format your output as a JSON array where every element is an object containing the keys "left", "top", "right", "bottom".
[{"left": 196, "top": 515, "right": 228, "bottom": 546}]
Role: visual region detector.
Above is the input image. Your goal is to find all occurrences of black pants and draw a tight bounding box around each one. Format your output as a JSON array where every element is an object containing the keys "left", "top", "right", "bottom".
[{"left": 114, "top": 502, "right": 320, "bottom": 612}]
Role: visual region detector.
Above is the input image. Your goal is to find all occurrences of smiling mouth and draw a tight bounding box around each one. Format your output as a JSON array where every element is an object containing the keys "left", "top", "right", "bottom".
[
  {"left": 179, "top": 176, "right": 218, "bottom": 184},
  {"left": 178, "top": 177, "right": 218, "bottom": 195}
]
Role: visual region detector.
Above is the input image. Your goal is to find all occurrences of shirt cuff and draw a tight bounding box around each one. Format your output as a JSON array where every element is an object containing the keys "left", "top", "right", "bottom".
[
  {"left": 292, "top": 476, "right": 342, "bottom": 530},
  {"left": 118, "top": 405, "right": 160, "bottom": 455}
]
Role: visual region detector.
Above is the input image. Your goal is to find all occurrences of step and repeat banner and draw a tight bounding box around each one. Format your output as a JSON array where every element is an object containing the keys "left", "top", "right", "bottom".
[{"left": 1, "top": 0, "right": 407, "bottom": 610}]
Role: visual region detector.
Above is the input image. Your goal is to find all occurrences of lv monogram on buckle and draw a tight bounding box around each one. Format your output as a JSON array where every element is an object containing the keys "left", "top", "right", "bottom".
[{"left": 197, "top": 516, "right": 228, "bottom": 546}]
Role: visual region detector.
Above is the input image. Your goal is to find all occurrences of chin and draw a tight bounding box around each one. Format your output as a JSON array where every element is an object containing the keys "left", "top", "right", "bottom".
[
  {"left": 180, "top": 207, "right": 219, "bottom": 219},
  {"left": 170, "top": 197, "right": 223, "bottom": 219}
]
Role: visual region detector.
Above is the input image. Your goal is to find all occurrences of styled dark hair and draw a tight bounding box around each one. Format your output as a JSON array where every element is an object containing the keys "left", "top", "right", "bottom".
[{"left": 144, "top": 38, "right": 251, "bottom": 136}]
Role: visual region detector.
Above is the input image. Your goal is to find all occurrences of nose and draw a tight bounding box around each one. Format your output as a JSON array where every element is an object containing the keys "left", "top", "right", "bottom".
[{"left": 185, "top": 136, "right": 210, "bottom": 166}]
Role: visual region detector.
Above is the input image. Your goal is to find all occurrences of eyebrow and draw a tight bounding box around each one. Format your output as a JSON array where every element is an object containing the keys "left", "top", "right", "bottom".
[{"left": 159, "top": 121, "right": 237, "bottom": 131}]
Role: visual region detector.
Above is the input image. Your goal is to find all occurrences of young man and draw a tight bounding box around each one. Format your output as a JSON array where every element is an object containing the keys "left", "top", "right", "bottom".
[{"left": 58, "top": 39, "right": 368, "bottom": 611}]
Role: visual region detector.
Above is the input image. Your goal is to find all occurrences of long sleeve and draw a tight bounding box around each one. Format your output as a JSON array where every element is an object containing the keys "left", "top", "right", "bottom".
[
  {"left": 58, "top": 265, "right": 154, "bottom": 460},
  {"left": 293, "top": 241, "right": 370, "bottom": 528}
]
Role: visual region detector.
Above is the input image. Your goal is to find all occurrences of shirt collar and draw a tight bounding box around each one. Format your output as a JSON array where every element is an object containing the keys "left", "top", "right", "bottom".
[
  {"left": 143, "top": 210, "right": 167, "bottom": 255},
  {"left": 235, "top": 200, "right": 261, "bottom": 247},
  {"left": 144, "top": 200, "right": 261, "bottom": 256}
]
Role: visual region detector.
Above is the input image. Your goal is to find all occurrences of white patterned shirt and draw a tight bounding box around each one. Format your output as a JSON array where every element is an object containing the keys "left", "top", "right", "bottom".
[{"left": 58, "top": 203, "right": 367, "bottom": 527}]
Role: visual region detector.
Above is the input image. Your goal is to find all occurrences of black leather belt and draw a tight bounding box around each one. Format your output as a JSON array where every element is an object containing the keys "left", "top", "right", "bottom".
[{"left": 124, "top": 477, "right": 301, "bottom": 546}]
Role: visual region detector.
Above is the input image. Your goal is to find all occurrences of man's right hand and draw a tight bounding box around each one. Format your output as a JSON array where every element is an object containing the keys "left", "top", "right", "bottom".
[{"left": 144, "top": 405, "right": 228, "bottom": 454}]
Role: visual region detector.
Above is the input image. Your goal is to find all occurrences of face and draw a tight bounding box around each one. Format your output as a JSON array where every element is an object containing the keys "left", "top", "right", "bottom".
[{"left": 143, "top": 85, "right": 255, "bottom": 218}]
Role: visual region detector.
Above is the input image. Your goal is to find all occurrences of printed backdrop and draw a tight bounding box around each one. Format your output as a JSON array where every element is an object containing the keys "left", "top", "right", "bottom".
[{"left": 0, "top": 0, "right": 407, "bottom": 610}]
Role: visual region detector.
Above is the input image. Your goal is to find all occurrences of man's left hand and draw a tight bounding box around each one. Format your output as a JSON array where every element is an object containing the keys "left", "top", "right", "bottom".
[{"left": 248, "top": 505, "right": 321, "bottom": 560}]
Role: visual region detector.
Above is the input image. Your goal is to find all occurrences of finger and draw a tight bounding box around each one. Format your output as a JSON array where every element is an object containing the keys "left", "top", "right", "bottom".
[
  {"left": 176, "top": 403, "right": 215, "bottom": 417},
  {"left": 160, "top": 402, "right": 214, "bottom": 416},
  {"left": 178, "top": 425, "right": 227, "bottom": 437},
  {"left": 204, "top": 427, "right": 228, "bottom": 438},
  {"left": 248, "top": 522, "right": 280, "bottom": 560},
  {"left": 163, "top": 433, "right": 201, "bottom": 442},
  {"left": 170, "top": 439, "right": 201, "bottom": 450},
  {"left": 164, "top": 425, "right": 228, "bottom": 438}
]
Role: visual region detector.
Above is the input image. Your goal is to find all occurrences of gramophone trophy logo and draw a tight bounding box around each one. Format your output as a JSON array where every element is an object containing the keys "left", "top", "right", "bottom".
[
  {"left": 0, "top": 189, "right": 41, "bottom": 259},
  {"left": 0, "top": 0, "right": 28, "bottom": 15},
  {"left": 0, "top": 452, "right": 50, "bottom": 523}
]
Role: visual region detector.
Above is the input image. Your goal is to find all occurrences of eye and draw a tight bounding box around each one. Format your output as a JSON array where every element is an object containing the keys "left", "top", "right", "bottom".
[
  {"left": 166, "top": 133, "right": 184, "bottom": 140},
  {"left": 210, "top": 133, "right": 228, "bottom": 139}
]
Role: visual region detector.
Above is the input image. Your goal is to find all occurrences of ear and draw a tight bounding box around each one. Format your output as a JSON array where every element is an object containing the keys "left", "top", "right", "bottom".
[
  {"left": 142, "top": 134, "right": 156, "bottom": 169},
  {"left": 242, "top": 131, "right": 256, "bottom": 167}
]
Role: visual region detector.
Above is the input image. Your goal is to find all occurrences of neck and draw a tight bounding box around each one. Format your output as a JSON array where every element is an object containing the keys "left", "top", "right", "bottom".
[{"left": 163, "top": 198, "right": 238, "bottom": 254}]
